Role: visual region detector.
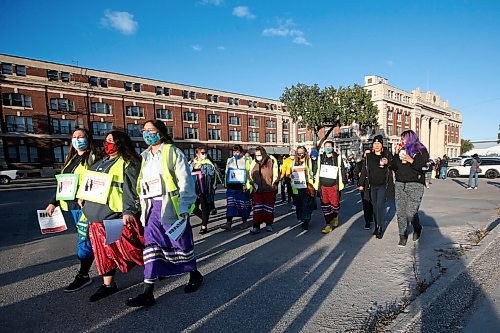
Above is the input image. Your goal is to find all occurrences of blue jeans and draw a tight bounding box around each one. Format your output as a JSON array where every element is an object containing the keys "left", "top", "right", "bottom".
[
  {"left": 440, "top": 166, "right": 447, "bottom": 179},
  {"left": 468, "top": 172, "right": 479, "bottom": 188},
  {"left": 370, "top": 185, "right": 387, "bottom": 229}
]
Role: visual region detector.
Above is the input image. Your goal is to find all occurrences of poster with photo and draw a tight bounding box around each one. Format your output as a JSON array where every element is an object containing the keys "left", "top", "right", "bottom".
[
  {"left": 77, "top": 170, "right": 113, "bottom": 204},
  {"left": 291, "top": 166, "right": 307, "bottom": 189},
  {"left": 139, "top": 174, "right": 163, "bottom": 199},
  {"left": 227, "top": 168, "right": 246, "bottom": 184},
  {"left": 36, "top": 207, "right": 67, "bottom": 234},
  {"left": 55, "top": 173, "right": 80, "bottom": 201}
]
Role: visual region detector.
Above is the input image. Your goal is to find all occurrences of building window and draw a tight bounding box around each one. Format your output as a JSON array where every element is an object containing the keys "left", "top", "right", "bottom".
[
  {"left": 184, "top": 128, "right": 199, "bottom": 139},
  {"left": 50, "top": 98, "right": 75, "bottom": 112},
  {"left": 6, "top": 116, "right": 34, "bottom": 133},
  {"left": 265, "top": 103, "right": 270, "bottom": 110},
  {"left": 229, "top": 130, "right": 241, "bottom": 141},
  {"left": 396, "top": 126, "right": 402, "bottom": 136},
  {"left": 397, "top": 113, "right": 401, "bottom": 122},
  {"left": 265, "top": 120, "right": 276, "bottom": 129},
  {"left": 15, "top": 65, "right": 26, "bottom": 76},
  {"left": 229, "top": 97, "right": 234, "bottom": 105},
  {"left": 298, "top": 133, "right": 306, "bottom": 143},
  {"left": 156, "top": 109, "right": 172, "bottom": 120},
  {"left": 166, "top": 126, "right": 174, "bottom": 138},
  {"left": 208, "top": 129, "right": 221, "bottom": 140},
  {"left": 91, "top": 102, "right": 112, "bottom": 115},
  {"left": 387, "top": 111, "right": 393, "bottom": 121},
  {"left": 8, "top": 145, "right": 39, "bottom": 163},
  {"left": 155, "top": 86, "right": 162, "bottom": 95},
  {"left": 229, "top": 116, "right": 240, "bottom": 125},
  {"left": 248, "top": 100, "right": 252, "bottom": 107},
  {"left": 298, "top": 122, "right": 306, "bottom": 129},
  {"left": 387, "top": 125, "right": 393, "bottom": 136},
  {"left": 207, "top": 114, "right": 220, "bottom": 124},
  {"left": 133, "top": 83, "right": 141, "bottom": 92},
  {"left": 183, "top": 112, "right": 198, "bottom": 122},
  {"left": 283, "top": 121, "right": 289, "bottom": 130},
  {"left": 249, "top": 118, "right": 259, "bottom": 127},
  {"left": 127, "top": 124, "right": 142, "bottom": 137},
  {"left": 48, "top": 70, "right": 59, "bottom": 81},
  {"left": 126, "top": 106, "right": 145, "bottom": 118},
  {"left": 182, "top": 90, "right": 189, "bottom": 99},
  {"left": 163, "top": 87, "right": 170, "bottom": 96},
  {"left": 266, "top": 133, "right": 276, "bottom": 142},
  {"left": 92, "top": 122, "right": 113, "bottom": 136},
  {"left": 213, "top": 95, "right": 219, "bottom": 103},
  {"left": 405, "top": 115, "right": 409, "bottom": 123},
  {"left": 99, "top": 78, "right": 108, "bottom": 87},
  {"left": 283, "top": 133, "right": 289, "bottom": 143},
  {"left": 53, "top": 146, "right": 69, "bottom": 163},
  {"left": 89, "top": 76, "right": 98, "bottom": 87},
  {"left": 183, "top": 148, "right": 196, "bottom": 159},
  {"left": 61, "top": 72, "right": 70, "bottom": 82},
  {"left": 1, "top": 63, "right": 13, "bottom": 74},
  {"left": 2, "top": 93, "right": 32, "bottom": 107},
  {"left": 208, "top": 148, "right": 222, "bottom": 161},
  {"left": 340, "top": 128, "right": 351, "bottom": 138},
  {"left": 52, "top": 119, "right": 76, "bottom": 134},
  {"left": 234, "top": 98, "right": 240, "bottom": 106},
  {"left": 249, "top": 131, "right": 259, "bottom": 142},
  {"left": 124, "top": 82, "right": 132, "bottom": 91},
  {"left": 207, "top": 94, "right": 213, "bottom": 102},
  {"left": 253, "top": 101, "right": 258, "bottom": 108},
  {"left": 189, "top": 91, "right": 196, "bottom": 100}
]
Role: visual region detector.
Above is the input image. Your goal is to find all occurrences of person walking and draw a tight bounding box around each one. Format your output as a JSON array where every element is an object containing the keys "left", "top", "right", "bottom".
[
  {"left": 126, "top": 120, "right": 202, "bottom": 307},
  {"left": 309, "top": 150, "right": 320, "bottom": 210},
  {"left": 221, "top": 145, "right": 252, "bottom": 230},
  {"left": 391, "top": 130, "right": 429, "bottom": 247},
  {"left": 440, "top": 154, "right": 449, "bottom": 179},
  {"left": 192, "top": 147, "right": 217, "bottom": 234},
  {"left": 290, "top": 146, "right": 316, "bottom": 230},
  {"left": 355, "top": 149, "right": 374, "bottom": 230},
  {"left": 424, "top": 159, "right": 435, "bottom": 188},
  {"left": 435, "top": 157, "right": 441, "bottom": 179},
  {"left": 248, "top": 146, "right": 279, "bottom": 233},
  {"left": 280, "top": 150, "right": 295, "bottom": 209},
  {"left": 467, "top": 154, "right": 481, "bottom": 190},
  {"left": 316, "top": 141, "right": 346, "bottom": 234},
  {"left": 45, "top": 128, "right": 95, "bottom": 292},
  {"left": 81, "top": 131, "right": 144, "bottom": 302},
  {"left": 358, "top": 135, "right": 393, "bottom": 239}
]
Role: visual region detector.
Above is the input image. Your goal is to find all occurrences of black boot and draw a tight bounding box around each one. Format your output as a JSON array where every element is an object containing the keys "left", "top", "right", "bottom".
[{"left": 184, "top": 270, "right": 203, "bottom": 293}]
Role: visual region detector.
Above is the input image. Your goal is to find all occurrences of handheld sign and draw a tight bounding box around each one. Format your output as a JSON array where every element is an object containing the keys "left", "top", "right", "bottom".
[
  {"left": 77, "top": 170, "right": 113, "bottom": 204},
  {"left": 139, "top": 174, "right": 163, "bottom": 199},
  {"left": 103, "top": 219, "right": 125, "bottom": 245},
  {"left": 55, "top": 173, "right": 80, "bottom": 201},
  {"left": 291, "top": 166, "right": 307, "bottom": 189},
  {"left": 165, "top": 218, "right": 187, "bottom": 241},
  {"left": 319, "top": 165, "right": 339, "bottom": 180},
  {"left": 227, "top": 168, "right": 246, "bottom": 184},
  {"left": 37, "top": 207, "right": 67, "bottom": 234}
]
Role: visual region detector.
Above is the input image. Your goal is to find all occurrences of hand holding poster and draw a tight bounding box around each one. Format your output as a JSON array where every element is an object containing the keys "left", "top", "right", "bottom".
[
  {"left": 291, "top": 166, "right": 307, "bottom": 189},
  {"left": 37, "top": 207, "right": 67, "bottom": 234},
  {"left": 165, "top": 218, "right": 187, "bottom": 241},
  {"left": 77, "top": 170, "right": 113, "bottom": 204},
  {"left": 55, "top": 173, "right": 80, "bottom": 201}
]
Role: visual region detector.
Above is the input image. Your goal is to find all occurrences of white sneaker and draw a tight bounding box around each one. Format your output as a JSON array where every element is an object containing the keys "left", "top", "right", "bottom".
[
  {"left": 474, "top": 187, "right": 478, "bottom": 190},
  {"left": 466, "top": 187, "right": 472, "bottom": 190},
  {"left": 291, "top": 205, "right": 296, "bottom": 211}
]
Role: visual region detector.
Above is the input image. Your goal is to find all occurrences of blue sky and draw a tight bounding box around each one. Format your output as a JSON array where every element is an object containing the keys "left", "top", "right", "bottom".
[{"left": 1, "top": 0, "right": 499, "bottom": 141}]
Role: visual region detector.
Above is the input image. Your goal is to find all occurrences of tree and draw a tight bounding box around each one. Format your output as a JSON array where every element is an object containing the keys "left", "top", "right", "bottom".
[
  {"left": 461, "top": 139, "right": 474, "bottom": 155},
  {"left": 280, "top": 83, "right": 379, "bottom": 150}
]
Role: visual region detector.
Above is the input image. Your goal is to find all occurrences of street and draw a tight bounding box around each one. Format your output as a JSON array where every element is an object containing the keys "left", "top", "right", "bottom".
[{"left": 0, "top": 178, "right": 498, "bottom": 332}]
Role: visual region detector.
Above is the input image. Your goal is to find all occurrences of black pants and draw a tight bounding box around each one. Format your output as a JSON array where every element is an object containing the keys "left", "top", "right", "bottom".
[
  {"left": 281, "top": 178, "right": 292, "bottom": 202},
  {"left": 360, "top": 191, "right": 373, "bottom": 224},
  {"left": 370, "top": 185, "right": 387, "bottom": 228},
  {"left": 195, "top": 195, "right": 210, "bottom": 227}
]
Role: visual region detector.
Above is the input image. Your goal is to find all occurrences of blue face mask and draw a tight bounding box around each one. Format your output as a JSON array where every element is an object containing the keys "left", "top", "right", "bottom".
[
  {"left": 234, "top": 154, "right": 242, "bottom": 160},
  {"left": 72, "top": 138, "right": 88, "bottom": 150},
  {"left": 324, "top": 147, "right": 333, "bottom": 154},
  {"left": 143, "top": 132, "right": 161, "bottom": 146}
]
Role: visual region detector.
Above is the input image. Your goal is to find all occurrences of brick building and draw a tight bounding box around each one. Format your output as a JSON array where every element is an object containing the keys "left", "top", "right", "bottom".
[{"left": 0, "top": 54, "right": 293, "bottom": 170}]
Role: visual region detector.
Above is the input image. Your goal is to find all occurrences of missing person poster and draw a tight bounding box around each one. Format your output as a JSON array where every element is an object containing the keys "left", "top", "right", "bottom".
[
  {"left": 37, "top": 207, "right": 67, "bottom": 234},
  {"left": 139, "top": 174, "right": 163, "bottom": 199},
  {"left": 55, "top": 173, "right": 80, "bottom": 201},
  {"left": 77, "top": 170, "right": 113, "bottom": 204},
  {"left": 291, "top": 166, "right": 307, "bottom": 189}
]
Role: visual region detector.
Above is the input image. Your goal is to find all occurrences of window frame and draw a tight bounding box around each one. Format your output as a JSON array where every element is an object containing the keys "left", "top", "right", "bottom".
[
  {"left": 15, "top": 65, "right": 26, "bottom": 76},
  {"left": 91, "top": 102, "right": 112, "bottom": 115},
  {"left": 61, "top": 72, "right": 70, "bottom": 83},
  {"left": 156, "top": 108, "right": 173, "bottom": 120}
]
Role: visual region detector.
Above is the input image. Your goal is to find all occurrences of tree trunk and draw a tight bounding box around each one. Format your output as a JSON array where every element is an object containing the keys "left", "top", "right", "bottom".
[{"left": 317, "top": 126, "right": 335, "bottom": 150}]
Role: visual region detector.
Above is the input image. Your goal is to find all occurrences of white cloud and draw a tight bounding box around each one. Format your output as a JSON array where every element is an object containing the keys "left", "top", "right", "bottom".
[
  {"left": 232, "top": 6, "right": 256, "bottom": 19},
  {"left": 192, "top": 45, "right": 202, "bottom": 51},
  {"left": 262, "top": 19, "right": 311, "bottom": 46},
  {"left": 201, "top": 0, "right": 223, "bottom": 5},
  {"left": 100, "top": 10, "right": 138, "bottom": 35},
  {"left": 217, "top": 46, "right": 226, "bottom": 51}
]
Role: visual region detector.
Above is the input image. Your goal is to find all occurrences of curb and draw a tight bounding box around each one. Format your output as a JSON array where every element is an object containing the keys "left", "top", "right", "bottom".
[{"left": 386, "top": 220, "right": 500, "bottom": 332}]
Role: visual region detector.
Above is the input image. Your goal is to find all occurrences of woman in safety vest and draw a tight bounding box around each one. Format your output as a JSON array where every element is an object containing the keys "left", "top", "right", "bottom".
[
  {"left": 291, "top": 146, "right": 315, "bottom": 230},
  {"left": 81, "top": 130, "right": 143, "bottom": 302},
  {"left": 192, "top": 146, "right": 217, "bottom": 234},
  {"left": 45, "top": 128, "right": 95, "bottom": 292},
  {"left": 126, "top": 120, "right": 202, "bottom": 307}
]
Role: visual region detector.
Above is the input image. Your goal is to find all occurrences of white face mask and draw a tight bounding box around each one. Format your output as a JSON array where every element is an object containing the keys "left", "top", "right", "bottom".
[
  {"left": 256, "top": 156, "right": 263, "bottom": 162},
  {"left": 199, "top": 154, "right": 207, "bottom": 160}
]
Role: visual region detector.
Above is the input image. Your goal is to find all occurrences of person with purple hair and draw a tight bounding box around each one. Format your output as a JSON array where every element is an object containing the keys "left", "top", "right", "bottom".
[{"left": 391, "top": 130, "right": 429, "bottom": 247}]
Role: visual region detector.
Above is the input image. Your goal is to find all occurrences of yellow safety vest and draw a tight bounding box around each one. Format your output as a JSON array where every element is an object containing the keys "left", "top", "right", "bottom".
[
  {"left": 107, "top": 157, "right": 127, "bottom": 213},
  {"left": 59, "top": 155, "right": 94, "bottom": 212},
  {"left": 137, "top": 144, "right": 195, "bottom": 218},
  {"left": 290, "top": 160, "right": 314, "bottom": 194}
]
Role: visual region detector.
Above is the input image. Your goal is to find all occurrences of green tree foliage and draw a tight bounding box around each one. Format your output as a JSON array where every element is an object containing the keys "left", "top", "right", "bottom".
[
  {"left": 280, "top": 83, "right": 379, "bottom": 150},
  {"left": 461, "top": 139, "right": 474, "bottom": 155}
]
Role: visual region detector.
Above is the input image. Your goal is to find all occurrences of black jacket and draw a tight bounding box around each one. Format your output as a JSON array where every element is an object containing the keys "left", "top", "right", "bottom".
[{"left": 391, "top": 148, "right": 430, "bottom": 185}]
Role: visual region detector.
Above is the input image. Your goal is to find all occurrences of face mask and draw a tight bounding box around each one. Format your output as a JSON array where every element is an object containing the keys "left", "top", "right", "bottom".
[
  {"left": 324, "top": 147, "right": 333, "bottom": 154},
  {"left": 256, "top": 156, "right": 263, "bottom": 162},
  {"left": 103, "top": 141, "right": 118, "bottom": 155},
  {"left": 234, "top": 154, "right": 241, "bottom": 160},
  {"left": 71, "top": 138, "right": 88, "bottom": 150},
  {"left": 143, "top": 131, "right": 161, "bottom": 146},
  {"left": 290, "top": 155, "right": 295, "bottom": 159},
  {"left": 311, "top": 157, "right": 317, "bottom": 161},
  {"left": 199, "top": 154, "right": 207, "bottom": 160}
]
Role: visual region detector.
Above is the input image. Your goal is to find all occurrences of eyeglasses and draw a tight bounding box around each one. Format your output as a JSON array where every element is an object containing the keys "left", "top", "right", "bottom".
[
  {"left": 141, "top": 129, "right": 158, "bottom": 133},
  {"left": 200, "top": 151, "right": 207, "bottom": 154}
]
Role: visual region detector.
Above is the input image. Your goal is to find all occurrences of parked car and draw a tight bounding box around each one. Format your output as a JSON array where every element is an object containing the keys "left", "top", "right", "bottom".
[
  {"left": 448, "top": 157, "right": 462, "bottom": 166},
  {"left": 447, "top": 157, "right": 500, "bottom": 179},
  {"left": 0, "top": 170, "right": 19, "bottom": 184}
]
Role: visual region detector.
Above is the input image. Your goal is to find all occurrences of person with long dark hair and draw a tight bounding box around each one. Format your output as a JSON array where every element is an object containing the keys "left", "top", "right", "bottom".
[
  {"left": 291, "top": 146, "right": 316, "bottom": 230},
  {"left": 126, "top": 120, "right": 202, "bottom": 307},
  {"left": 46, "top": 128, "right": 96, "bottom": 292},
  {"left": 192, "top": 146, "right": 217, "bottom": 234},
  {"left": 81, "top": 130, "right": 143, "bottom": 302},
  {"left": 248, "top": 146, "right": 279, "bottom": 234},
  {"left": 355, "top": 149, "right": 374, "bottom": 230},
  {"left": 391, "top": 130, "right": 429, "bottom": 247}
]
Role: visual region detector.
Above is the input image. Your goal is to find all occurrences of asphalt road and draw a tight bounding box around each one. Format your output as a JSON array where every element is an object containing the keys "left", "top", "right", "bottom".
[{"left": 0, "top": 178, "right": 498, "bottom": 332}]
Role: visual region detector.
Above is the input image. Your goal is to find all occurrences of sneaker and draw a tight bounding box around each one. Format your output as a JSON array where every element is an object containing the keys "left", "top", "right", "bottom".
[
  {"left": 64, "top": 274, "right": 92, "bottom": 293},
  {"left": 364, "top": 222, "right": 371, "bottom": 230},
  {"left": 210, "top": 209, "right": 218, "bottom": 215},
  {"left": 474, "top": 187, "right": 478, "bottom": 190},
  {"left": 265, "top": 225, "right": 273, "bottom": 232},
  {"left": 398, "top": 235, "right": 408, "bottom": 247},
  {"left": 413, "top": 226, "right": 423, "bottom": 241},
  {"left": 301, "top": 222, "right": 309, "bottom": 230},
  {"left": 250, "top": 227, "right": 261, "bottom": 235},
  {"left": 466, "top": 187, "right": 472, "bottom": 190},
  {"left": 332, "top": 217, "right": 339, "bottom": 228},
  {"left": 375, "top": 226, "right": 383, "bottom": 239},
  {"left": 184, "top": 271, "right": 203, "bottom": 293},
  {"left": 89, "top": 284, "right": 118, "bottom": 302},
  {"left": 220, "top": 222, "right": 232, "bottom": 231},
  {"left": 321, "top": 225, "right": 332, "bottom": 234},
  {"left": 291, "top": 205, "right": 296, "bottom": 211},
  {"left": 126, "top": 293, "right": 155, "bottom": 307},
  {"left": 199, "top": 226, "right": 208, "bottom": 235}
]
